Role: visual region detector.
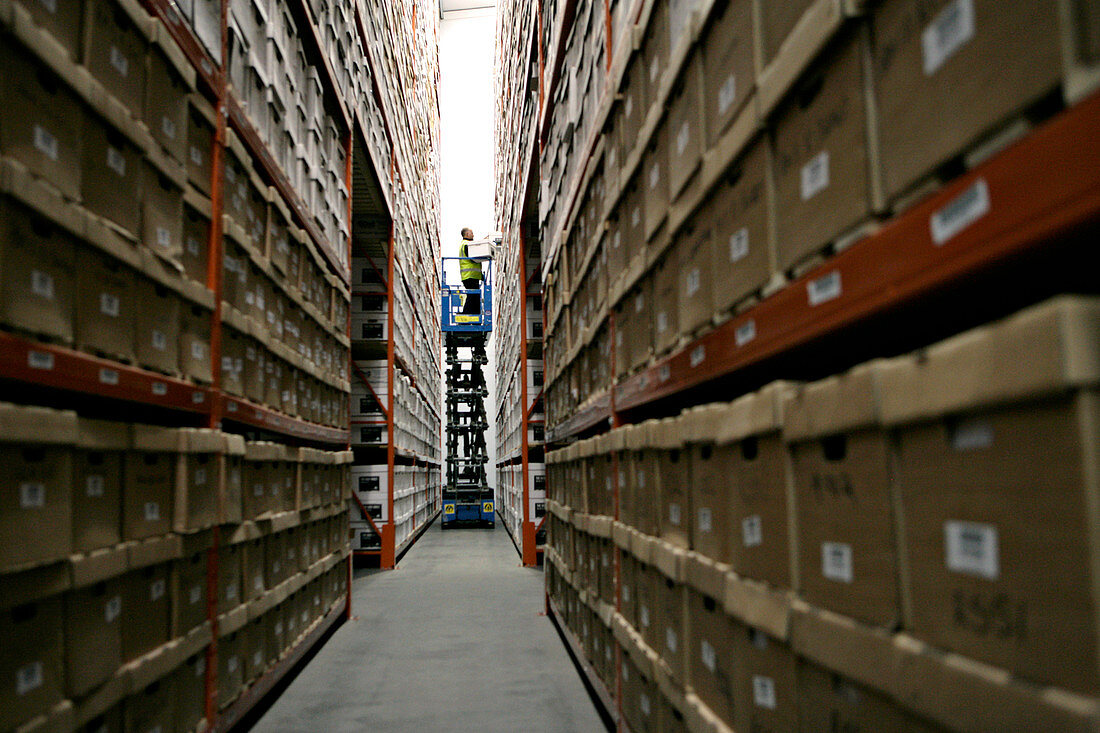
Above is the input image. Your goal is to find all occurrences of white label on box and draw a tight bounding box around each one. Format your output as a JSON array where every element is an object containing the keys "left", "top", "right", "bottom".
[
  {"left": 157, "top": 227, "right": 172, "bottom": 250},
  {"left": 190, "top": 146, "right": 203, "bottom": 166},
  {"left": 650, "top": 55, "right": 661, "bottom": 83},
  {"left": 686, "top": 268, "right": 701, "bottom": 297},
  {"left": 106, "top": 147, "right": 126, "bottom": 177},
  {"left": 273, "top": 560, "right": 281, "bottom": 574},
  {"left": 656, "top": 310, "right": 668, "bottom": 334},
  {"left": 152, "top": 382, "right": 168, "bottom": 396},
  {"left": 105, "top": 595, "right": 121, "bottom": 623},
  {"left": 152, "top": 330, "right": 168, "bottom": 351},
  {"left": 161, "top": 116, "right": 177, "bottom": 141},
  {"left": 698, "top": 506, "right": 713, "bottom": 533},
  {"left": 945, "top": 520, "right": 1000, "bottom": 579},
  {"left": 922, "top": 0, "right": 974, "bottom": 75},
  {"left": 951, "top": 419, "right": 994, "bottom": 451},
  {"left": 701, "top": 639, "right": 717, "bottom": 672},
  {"left": 244, "top": 290, "right": 255, "bottom": 306},
  {"left": 144, "top": 502, "right": 161, "bottom": 521},
  {"left": 753, "top": 675, "right": 777, "bottom": 709},
  {"left": 192, "top": 342, "right": 206, "bottom": 360},
  {"left": 640, "top": 604, "right": 650, "bottom": 628},
  {"left": 150, "top": 579, "right": 166, "bottom": 601},
  {"left": 228, "top": 656, "right": 238, "bottom": 673},
  {"left": 625, "top": 94, "right": 634, "bottom": 118},
  {"left": 20, "top": 482, "right": 46, "bottom": 508},
  {"left": 187, "top": 236, "right": 200, "bottom": 256},
  {"left": 86, "top": 475, "right": 105, "bottom": 497},
  {"left": 274, "top": 620, "right": 282, "bottom": 634},
  {"left": 808, "top": 271, "right": 842, "bottom": 306},
  {"left": 622, "top": 584, "right": 631, "bottom": 603},
  {"left": 34, "top": 125, "right": 58, "bottom": 160},
  {"left": 666, "top": 627, "right": 678, "bottom": 653},
  {"left": 38, "top": 0, "right": 58, "bottom": 12},
  {"left": 690, "top": 345, "right": 706, "bottom": 367},
  {"left": 16, "top": 661, "right": 43, "bottom": 696},
  {"left": 635, "top": 293, "right": 645, "bottom": 312},
  {"left": 735, "top": 319, "right": 757, "bottom": 347},
  {"left": 109, "top": 45, "right": 129, "bottom": 77},
  {"left": 227, "top": 581, "right": 238, "bottom": 600},
  {"left": 742, "top": 515, "right": 763, "bottom": 547},
  {"left": 27, "top": 347, "right": 53, "bottom": 372},
  {"left": 801, "top": 150, "right": 830, "bottom": 200},
  {"left": 612, "top": 231, "right": 621, "bottom": 251},
  {"left": 190, "top": 585, "right": 202, "bottom": 605},
  {"left": 822, "top": 541, "right": 853, "bottom": 583},
  {"left": 640, "top": 693, "right": 652, "bottom": 717},
  {"left": 99, "top": 368, "right": 119, "bottom": 385},
  {"left": 669, "top": 502, "right": 681, "bottom": 526},
  {"left": 649, "top": 162, "right": 661, "bottom": 190},
  {"left": 676, "top": 121, "right": 691, "bottom": 156},
  {"left": 931, "top": 178, "right": 990, "bottom": 245},
  {"left": 195, "top": 468, "right": 207, "bottom": 486},
  {"left": 718, "top": 74, "right": 737, "bottom": 115},
  {"left": 100, "top": 292, "right": 120, "bottom": 317},
  {"left": 729, "top": 227, "right": 750, "bottom": 263},
  {"left": 31, "top": 270, "right": 54, "bottom": 299},
  {"left": 658, "top": 364, "right": 671, "bottom": 382},
  {"left": 254, "top": 574, "right": 263, "bottom": 591}
]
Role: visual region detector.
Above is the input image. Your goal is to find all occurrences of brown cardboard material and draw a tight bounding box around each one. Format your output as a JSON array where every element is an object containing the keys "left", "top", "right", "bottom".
[
  {"left": 179, "top": 299, "right": 213, "bottom": 383},
  {"left": 124, "top": 675, "right": 176, "bottom": 733},
  {"left": 241, "top": 537, "right": 267, "bottom": 602},
  {"left": 175, "top": 429, "right": 222, "bottom": 533},
  {"left": 181, "top": 195, "right": 211, "bottom": 286},
  {"left": 687, "top": 586, "right": 737, "bottom": 728},
  {"left": 13, "top": 0, "right": 83, "bottom": 58},
  {"left": 81, "top": 109, "right": 142, "bottom": 236},
  {"left": 701, "top": 0, "right": 756, "bottom": 148},
  {"left": 652, "top": 248, "right": 680, "bottom": 357},
  {"left": 73, "top": 419, "right": 127, "bottom": 554},
  {"left": 186, "top": 95, "right": 215, "bottom": 195},
  {"left": 732, "top": 622, "right": 799, "bottom": 733},
  {"left": 871, "top": 0, "right": 1062, "bottom": 202},
  {"left": 216, "top": 629, "right": 243, "bottom": 708},
  {"left": 643, "top": 118, "right": 670, "bottom": 242},
  {"left": 702, "top": 140, "right": 771, "bottom": 315},
  {"left": 675, "top": 219, "right": 714, "bottom": 337},
  {"left": 759, "top": 0, "right": 818, "bottom": 66},
  {"left": 64, "top": 577, "right": 123, "bottom": 696},
  {"left": 173, "top": 650, "right": 206, "bottom": 733},
  {"left": 0, "top": 593, "right": 64, "bottom": 731},
  {"left": 797, "top": 660, "right": 943, "bottom": 731},
  {"left": 0, "top": 41, "right": 85, "bottom": 200},
  {"left": 142, "top": 159, "right": 185, "bottom": 264},
  {"left": 75, "top": 243, "right": 137, "bottom": 361},
  {"left": 217, "top": 542, "right": 243, "bottom": 615},
  {"left": 124, "top": 425, "right": 179, "bottom": 540},
  {"left": 146, "top": 23, "right": 193, "bottom": 164},
  {"left": 82, "top": 0, "right": 149, "bottom": 116},
  {"left": 790, "top": 600, "right": 899, "bottom": 693},
  {"left": 121, "top": 562, "right": 171, "bottom": 662},
  {"left": 621, "top": 646, "right": 661, "bottom": 733},
  {"left": 771, "top": 27, "right": 874, "bottom": 271},
  {"left": 631, "top": 421, "right": 663, "bottom": 537},
  {"left": 0, "top": 196, "right": 78, "bottom": 342},
  {"left": 134, "top": 276, "right": 181, "bottom": 374},
  {"left": 174, "top": 544, "right": 208, "bottom": 637},
  {"left": 668, "top": 52, "right": 705, "bottom": 199}
]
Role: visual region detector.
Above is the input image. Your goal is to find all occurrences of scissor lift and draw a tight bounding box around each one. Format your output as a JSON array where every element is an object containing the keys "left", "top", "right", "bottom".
[{"left": 440, "top": 256, "right": 495, "bottom": 528}]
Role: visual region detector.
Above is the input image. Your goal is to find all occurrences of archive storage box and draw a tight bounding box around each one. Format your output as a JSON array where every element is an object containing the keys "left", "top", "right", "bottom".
[
  {"left": 65, "top": 573, "right": 123, "bottom": 696},
  {"left": 686, "top": 382, "right": 792, "bottom": 587},
  {"left": 0, "top": 568, "right": 66, "bottom": 731},
  {"left": 653, "top": 419, "right": 690, "bottom": 550},
  {"left": 73, "top": 419, "right": 127, "bottom": 554},
  {"left": 732, "top": 621, "right": 799, "bottom": 733},
  {"left": 796, "top": 661, "right": 942, "bottom": 731},
  {"left": 700, "top": 0, "right": 757, "bottom": 147},
  {"left": 785, "top": 364, "right": 899, "bottom": 628},
  {"left": 880, "top": 296, "right": 1100, "bottom": 694}
]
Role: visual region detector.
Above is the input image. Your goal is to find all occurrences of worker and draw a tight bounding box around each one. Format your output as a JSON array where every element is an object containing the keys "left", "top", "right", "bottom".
[{"left": 459, "top": 227, "right": 483, "bottom": 314}]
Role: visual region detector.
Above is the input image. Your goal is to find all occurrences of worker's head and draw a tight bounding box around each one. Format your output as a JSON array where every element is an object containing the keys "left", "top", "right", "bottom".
[{"left": 461, "top": 227, "right": 473, "bottom": 240}]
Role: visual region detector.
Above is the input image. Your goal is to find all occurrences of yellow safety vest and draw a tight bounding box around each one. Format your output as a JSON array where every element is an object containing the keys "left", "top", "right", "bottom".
[{"left": 459, "top": 239, "right": 482, "bottom": 281}]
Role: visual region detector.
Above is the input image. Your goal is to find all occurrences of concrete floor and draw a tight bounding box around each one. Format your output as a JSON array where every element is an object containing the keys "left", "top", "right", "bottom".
[{"left": 254, "top": 521, "right": 603, "bottom": 732}]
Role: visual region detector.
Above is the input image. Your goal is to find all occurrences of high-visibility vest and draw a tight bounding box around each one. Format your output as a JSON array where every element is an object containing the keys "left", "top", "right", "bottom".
[{"left": 459, "top": 239, "right": 482, "bottom": 281}]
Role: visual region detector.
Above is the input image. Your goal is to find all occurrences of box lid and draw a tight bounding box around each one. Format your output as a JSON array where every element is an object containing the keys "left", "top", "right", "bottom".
[
  {"left": 783, "top": 362, "right": 886, "bottom": 441},
  {"left": 0, "top": 403, "right": 78, "bottom": 444}
]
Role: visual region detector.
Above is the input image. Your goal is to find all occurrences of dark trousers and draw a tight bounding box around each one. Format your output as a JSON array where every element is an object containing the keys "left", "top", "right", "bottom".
[{"left": 462, "top": 277, "right": 481, "bottom": 314}]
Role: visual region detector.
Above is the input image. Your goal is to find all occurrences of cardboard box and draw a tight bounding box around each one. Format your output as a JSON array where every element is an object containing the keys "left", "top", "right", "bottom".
[
  {"left": 0, "top": 587, "right": 64, "bottom": 730},
  {"left": 182, "top": 197, "right": 211, "bottom": 286},
  {"left": 643, "top": 119, "right": 670, "bottom": 242},
  {"left": 881, "top": 296, "right": 1100, "bottom": 693},
  {"left": 797, "top": 661, "right": 940, "bottom": 731},
  {"left": 121, "top": 562, "right": 171, "bottom": 661},
  {"left": 124, "top": 675, "right": 176, "bottom": 733},
  {"left": 173, "top": 651, "right": 207, "bottom": 733},
  {"left": 65, "top": 577, "right": 123, "bottom": 696},
  {"left": 134, "top": 276, "right": 181, "bottom": 374},
  {"left": 73, "top": 418, "right": 127, "bottom": 554},
  {"left": 651, "top": 249, "right": 680, "bottom": 356},
  {"left": 244, "top": 336, "right": 267, "bottom": 403},
  {"left": 142, "top": 159, "right": 185, "bottom": 264},
  {"left": 216, "top": 629, "right": 243, "bottom": 708},
  {"left": 125, "top": 425, "right": 178, "bottom": 540},
  {"left": 759, "top": 0, "right": 818, "bottom": 66},
  {"left": 687, "top": 586, "right": 737, "bottom": 727},
  {"left": 243, "top": 615, "right": 268, "bottom": 684},
  {"left": 0, "top": 197, "right": 78, "bottom": 342},
  {"left": 784, "top": 364, "right": 899, "bottom": 628},
  {"left": 621, "top": 649, "right": 660, "bottom": 733},
  {"left": 700, "top": 0, "right": 757, "bottom": 147},
  {"left": 186, "top": 96, "right": 215, "bottom": 195},
  {"left": 81, "top": 110, "right": 142, "bottom": 236},
  {"left": 83, "top": 0, "right": 149, "bottom": 116},
  {"left": 174, "top": 544, "right": 208, "bottom": 637},
  {"left": 221, "top": 434, "right": 245, "bottom": 525},
  {"left": 217, "top": 542, "right": 243, "bottom": 614},
  {"left": 75, "top": 243, "right": 136, "bottom": 361},
  {"left": 771, "top": 28, "right": 874, "bottom": 272},
  {"left": 221, "top": 326, "right": 247, "bottom": 396},
  {"left": 15, "top": 0, "right": 84, "bottom": 58},
  {"left": 0, "top": 404, "right": 76, "bottom": 571},
  {"left": 627, "top": 277, "right": 654, "bottom": 373},
  {"left": 668, "top": 52, "right": 706, "bottom": 199},
  {"left": 0, "top": 41, "right": 85, "bottom": 201},
  {"left": 733, "top": 623, "right": 799, "bottom": 732},
  {"left": 241, "top": 536, "right": 266, "bottom": 602},
  {"left": 179, "top": 299, "right": 213, "bottom": 383},
  {"left": 653, "top": 422, "right": 690, "bottom": 551},
  {"left": 619, "top": 58, "right": 649, "bottom": 166},
  {"left": 871, "top": 0, "right": 1062, "bottom": 201},
  {"left": 177, "top": 429, "right": 222, "bottom": 532},
  {"left": 702, "top": 140, "right": 772, "bottom": 315},
  {"left": 674, "top": 218, "right": 714, "bottom": 337},
  {"left": 146, "top": 25, "right": 193, "bottom": 164}
]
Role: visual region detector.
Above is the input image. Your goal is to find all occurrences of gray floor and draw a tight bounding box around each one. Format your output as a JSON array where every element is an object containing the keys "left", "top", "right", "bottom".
[{"left": 254, "top": 521, "right": 603, "bottom": 732}]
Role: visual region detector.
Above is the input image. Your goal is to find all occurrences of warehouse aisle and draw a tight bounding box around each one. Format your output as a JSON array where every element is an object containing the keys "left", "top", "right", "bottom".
[{"left": 255, "top": 522, "right": 603, "bottom": 732}]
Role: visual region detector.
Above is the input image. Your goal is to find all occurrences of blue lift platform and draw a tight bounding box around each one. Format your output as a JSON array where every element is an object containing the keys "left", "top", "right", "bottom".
[{"left": 440, "top": 254, "right": 495, "bottom": 528}]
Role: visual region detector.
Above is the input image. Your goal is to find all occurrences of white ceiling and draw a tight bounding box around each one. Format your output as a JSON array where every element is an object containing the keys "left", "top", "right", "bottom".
[{"left": 440, "top": 0, "right": 495, "bottom": 12}]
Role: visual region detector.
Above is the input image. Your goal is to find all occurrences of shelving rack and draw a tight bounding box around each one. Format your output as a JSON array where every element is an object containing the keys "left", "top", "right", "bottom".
[
  {"left": 493, "top": 0, "right": 548, "bottom": 567},
  {"left": 0, "top": 0, "right": 437, "bottom": 730},
  {"left": 348, "top": 1, "right": 444, "bottom": 570},
  {"left": 496, "top": 0, "right": 1100, "bottom": 729}
]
